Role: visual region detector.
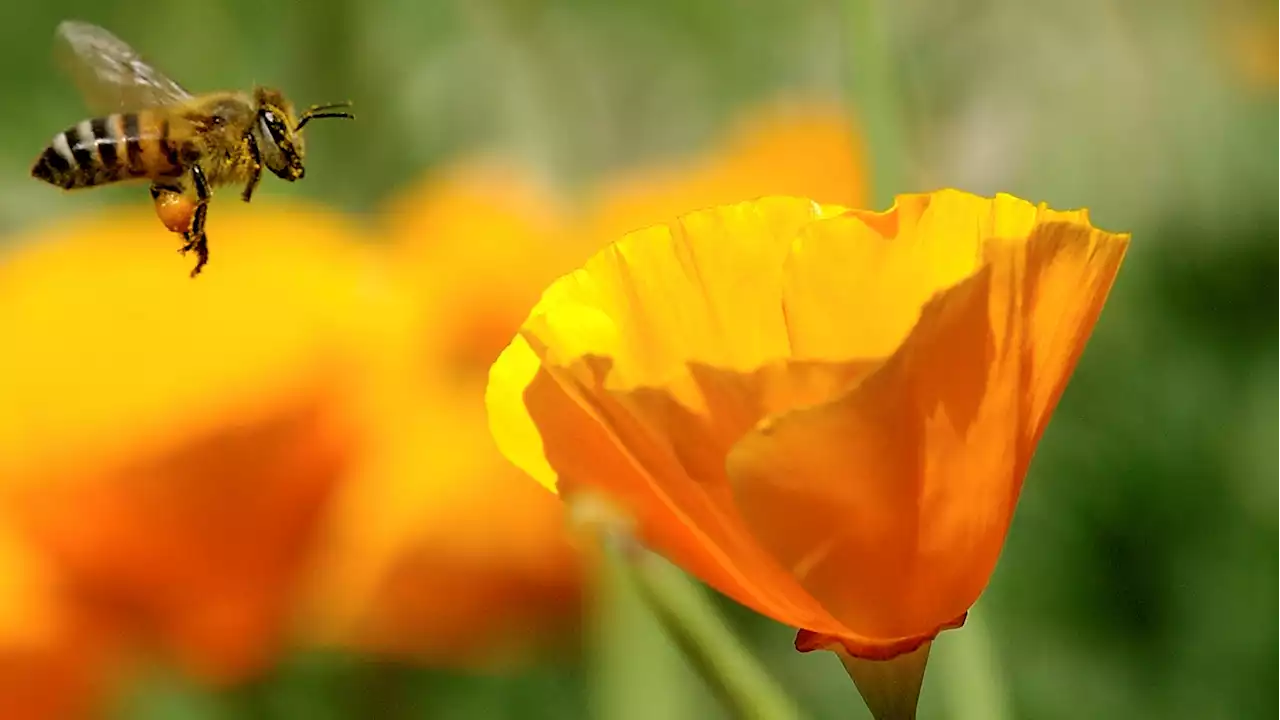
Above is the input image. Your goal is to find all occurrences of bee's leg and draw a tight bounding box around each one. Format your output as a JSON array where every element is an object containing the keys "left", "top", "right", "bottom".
[
  {"left": 185, "top": 164, "right": 211, "bottom": 277},
  {"left": 242, "top": 132, "right": 262, "bottom": 203},
  {"left": 180, "top": 230, "right": 208, "bottom": 277}
]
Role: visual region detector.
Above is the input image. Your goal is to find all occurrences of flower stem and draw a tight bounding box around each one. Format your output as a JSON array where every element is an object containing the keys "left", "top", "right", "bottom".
[
  {"left": 590, "top": 539, "right": 705, "bottom": 720},
  {"left": 841, "top": 0, "right": 908, "bottom": 209},
  {"left": 934, "top": 608, "right": 1012, "bottom": 720},
  {"left": 600, "top": 541, "right": 807, "bottom": 720}
]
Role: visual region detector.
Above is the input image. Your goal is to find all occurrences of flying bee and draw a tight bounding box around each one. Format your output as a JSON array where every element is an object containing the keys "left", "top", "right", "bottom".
[{"left": 30, "top": 20, "right": 353, "bottom": 277}]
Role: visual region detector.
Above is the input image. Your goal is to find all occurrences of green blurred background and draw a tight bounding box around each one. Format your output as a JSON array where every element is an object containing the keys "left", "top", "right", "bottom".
[{"left": 0, "top": 0, "right": 1274, "bottom": 718}]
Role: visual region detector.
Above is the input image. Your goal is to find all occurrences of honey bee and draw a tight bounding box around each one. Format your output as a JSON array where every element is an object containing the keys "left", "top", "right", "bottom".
[{"left": 31, "top": 20, "right": 353, "bottom": 277}]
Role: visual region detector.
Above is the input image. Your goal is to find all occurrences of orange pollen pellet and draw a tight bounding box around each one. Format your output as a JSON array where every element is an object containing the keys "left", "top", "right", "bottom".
[{"left": 154, "top": 192, "right": 195, "bottom": 234}]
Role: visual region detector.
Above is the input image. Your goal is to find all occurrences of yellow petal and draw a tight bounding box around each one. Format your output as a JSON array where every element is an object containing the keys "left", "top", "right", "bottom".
[
  {"left": 488, "top": 196, "right": 857, "bottom": 494},
  {"left": 488, "top": 335, "right": 561, "bottom": 492},
  {"left": 522, "top": 197, "right": 845, "bottom": 391},
  {"left": 488, "top": 197, "right": 886, "bottom": 634}
]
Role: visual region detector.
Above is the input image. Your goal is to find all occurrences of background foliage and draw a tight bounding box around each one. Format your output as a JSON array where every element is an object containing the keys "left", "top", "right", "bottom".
[{"left": 0, "top": 0, "right": 1274, "bottom": 718}]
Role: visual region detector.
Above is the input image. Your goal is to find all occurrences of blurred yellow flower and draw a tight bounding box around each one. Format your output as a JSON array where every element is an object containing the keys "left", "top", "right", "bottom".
[
  {"left": 486, "top": 192, "right": 1128, "bottom": 705},
  {"left": 0, "top": 203, "right": 413, "bottom": 683}
]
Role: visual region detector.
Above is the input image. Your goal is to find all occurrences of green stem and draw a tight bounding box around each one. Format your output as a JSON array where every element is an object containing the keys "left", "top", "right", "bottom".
[
  {"left": 841, "top": 0, "right": 908, "bottom": 209},
  {"left": 591, "top": 538, "right": 704, "bottom": 720},
  {"left": 934, "top": 607, "right": 1011, "bottom": 720},
  {"left": 356, "top": 658, "right": 418, "bottom": 720},
  {"left": 600, "top": 541, "right": 807, "bottom": 720}
]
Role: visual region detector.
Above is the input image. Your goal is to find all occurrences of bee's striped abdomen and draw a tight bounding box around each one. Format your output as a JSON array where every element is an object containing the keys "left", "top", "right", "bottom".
[{"left": 31, "top": 111, "right": 183, "bottom": 189}]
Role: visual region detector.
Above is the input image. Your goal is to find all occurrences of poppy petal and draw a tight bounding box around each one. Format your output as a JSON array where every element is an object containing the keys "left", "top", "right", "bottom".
[{"left": 727, "top": 199, "right": 1129, "bottom": 652}]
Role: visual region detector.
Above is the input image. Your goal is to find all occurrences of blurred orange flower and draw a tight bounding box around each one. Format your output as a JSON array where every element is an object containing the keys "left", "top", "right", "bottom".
[
  {"left": 0, "top": 203, "right": 413, "bottom": 686},
  {"left": 0, "top": 521, "right": 120, "bottom": 720},
  {"left": 486, "top": 192, "right": 1128, "bottom": 709},
  {"left": 389, "top": 100, "right": 866, "bottom": 380},
  {"left": 303, "top": 161, "right": 588, "bottom": 665},
  {"left": 309, "top": 100, "right": 867, "bottom": 664},
  {"left": 304, "top": 380, "right": 583, "bottom": 666},
  {"left": 1215, "top": 0, "right": 1278, "bottom": 88},
  {"left": 589, "top": 100, "right": 866, "bottom": 242},
  {"left": 385, "top": 161, "right": 590, "bottom": 379}
]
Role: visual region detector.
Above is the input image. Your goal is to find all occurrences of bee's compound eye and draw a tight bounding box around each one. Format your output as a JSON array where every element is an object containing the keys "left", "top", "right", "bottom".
[{"left": 260, "top": 109, "right": 290, "bottom": 147}]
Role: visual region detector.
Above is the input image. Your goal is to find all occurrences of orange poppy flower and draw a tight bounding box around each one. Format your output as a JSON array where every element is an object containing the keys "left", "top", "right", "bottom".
[
  {"left": 0, "top": 203, "right": 413, "bottom": 684},
  {"left": 486, "top": 192, "right": 1128, "bottom": 709}
]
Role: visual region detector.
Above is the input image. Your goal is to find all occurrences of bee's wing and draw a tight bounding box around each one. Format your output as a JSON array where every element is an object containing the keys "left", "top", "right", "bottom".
[{"left": 54, "top": 20, "right": 193, "bottom": 114}]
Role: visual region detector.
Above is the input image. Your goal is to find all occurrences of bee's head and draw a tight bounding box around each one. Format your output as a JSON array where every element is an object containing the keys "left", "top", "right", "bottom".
[{"left": 253, "top": 87, "right": 353, "bottom": 182}]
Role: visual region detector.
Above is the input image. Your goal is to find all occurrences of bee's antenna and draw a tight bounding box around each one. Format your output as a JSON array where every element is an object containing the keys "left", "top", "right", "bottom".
[
  {"left": 296, "top": 102, "right": 355, "bottom": 130},
  {"left": 308, "top": 101, "right": 353, "bottom": 112}
]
